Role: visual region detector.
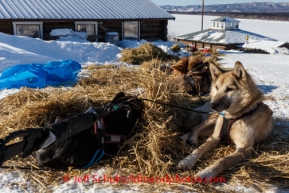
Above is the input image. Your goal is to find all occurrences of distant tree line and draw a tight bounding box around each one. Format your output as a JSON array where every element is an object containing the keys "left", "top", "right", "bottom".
[{"left": 168, "top": 11, "right": 289, "bottom": 21}]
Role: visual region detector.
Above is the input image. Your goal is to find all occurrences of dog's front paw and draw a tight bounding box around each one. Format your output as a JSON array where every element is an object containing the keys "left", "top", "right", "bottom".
[
  {"left": 195, "top": 167, "right": 216, "bottom": 182},
  {"left": 179, "top": 133, "right": 198, "bottom": 147},
  {"left": 179, "top": 133, "right": 189, "bottom": 144},
  {"left": 177, "top": 154, "right": 198, "bottom": 170},
  {"left": 187, "top": 135, "right": 198, "bottom": 147}
]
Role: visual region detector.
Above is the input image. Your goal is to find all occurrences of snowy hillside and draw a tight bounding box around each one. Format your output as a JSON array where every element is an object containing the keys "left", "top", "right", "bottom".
[{"left": 161, "top": 2, "right": 289, "bottom": 13}]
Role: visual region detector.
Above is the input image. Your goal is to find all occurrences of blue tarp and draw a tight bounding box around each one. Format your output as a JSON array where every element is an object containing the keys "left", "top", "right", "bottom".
[{"left": 0, "top": 60, "right": 81, "bottom": 89}]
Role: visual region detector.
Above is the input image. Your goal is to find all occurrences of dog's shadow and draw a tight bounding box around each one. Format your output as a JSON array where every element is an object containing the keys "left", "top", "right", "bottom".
[{"left": 257, "top": 84, "right": 278, "bottom": 94}]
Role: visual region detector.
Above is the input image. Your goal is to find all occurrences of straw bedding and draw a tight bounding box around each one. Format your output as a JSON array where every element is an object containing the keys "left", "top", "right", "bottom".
[
  {"left": 0, "top": 56, "right": 288, "bottom": 192},
  {"left": 119, "top": 43, "right": 173, "bottom": 65}
]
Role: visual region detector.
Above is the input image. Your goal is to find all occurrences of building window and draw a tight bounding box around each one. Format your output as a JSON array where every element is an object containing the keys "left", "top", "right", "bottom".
[
  {"left": 13, "top": 22, "right": 43, "bottom": 39},
  {"left": 217, "top": 23, "right": 219, "bottom": 27},
  {"left": 213, "top": 22, "right": 215, "bottom": 27},
  {"left": 75, "top": 22, "right": 98, "bottom": 36},
  {"left": 77, "top": 24, "right": 95, "bottom": 36},
  {"left": 16, "top": 25, "right": 40, "bottom": 38},
  {"left": 123, "top": 21, "right": 139, "bottom": 40}
]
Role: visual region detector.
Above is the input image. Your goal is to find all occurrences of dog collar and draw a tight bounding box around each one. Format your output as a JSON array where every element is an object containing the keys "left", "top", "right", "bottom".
[
  {"left": 220, "top": 102, "right": 263, "bottom": 146},
  {"left": 184, "top": 75, "right": 196, "bottom": 92}
]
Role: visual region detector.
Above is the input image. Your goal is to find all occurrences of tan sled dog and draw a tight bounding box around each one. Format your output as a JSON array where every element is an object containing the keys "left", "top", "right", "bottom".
[{"left": 178, "top": 61, "right": 273, "bottom": 179}]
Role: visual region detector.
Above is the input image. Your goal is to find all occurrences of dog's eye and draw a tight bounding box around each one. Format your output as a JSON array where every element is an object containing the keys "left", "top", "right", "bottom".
[
  {"left": 225, "top": 87, "right": 234, "bottom": 92},
  {"left": 215, "top": 85, "right": 219, "bottom": 90}
]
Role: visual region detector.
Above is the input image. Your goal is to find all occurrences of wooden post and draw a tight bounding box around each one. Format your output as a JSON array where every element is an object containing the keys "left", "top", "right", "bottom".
[{"left": 201, "top": 0, "right": 204, "bottom": 31}]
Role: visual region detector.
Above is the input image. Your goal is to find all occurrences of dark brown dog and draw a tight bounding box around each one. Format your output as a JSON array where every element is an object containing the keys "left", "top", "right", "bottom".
[{"left": 170, "top": 56, "right": 211, "bottom": 96}]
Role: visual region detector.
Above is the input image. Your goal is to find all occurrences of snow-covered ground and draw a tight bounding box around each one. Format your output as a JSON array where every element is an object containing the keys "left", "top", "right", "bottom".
[
  {"left": 0, "top": 15, "right": 289, "bottom": 193},
  {"left": 168, "top": 14, "right": 289, "bottom": 42},
  {"left": 0, "top": 32, "right": 121, "bottom": 71}
]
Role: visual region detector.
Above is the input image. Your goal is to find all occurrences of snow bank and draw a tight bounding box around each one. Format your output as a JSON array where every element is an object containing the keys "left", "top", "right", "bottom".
[
  {"left": 0, "top": 32, "right": 122, "bottom": 72},
  {"left": 50, "top": 28, "right": 88, "bottom": 42},
  {"left": 242, "top": 40, "right": 289, "bottom": 55},
  {"left": 0, "top": 33, "right": 193, "bottom": 74}
]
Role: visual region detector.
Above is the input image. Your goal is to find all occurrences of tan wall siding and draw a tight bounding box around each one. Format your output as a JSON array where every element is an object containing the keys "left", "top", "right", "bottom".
[
  {"left": 204, "top": 43, "right": 212, "bottom": 48},
  {"left": 196, "top": 42, "right": 204, "bottom": 49},
  {"left": 176, "top": 40, "right": 192, "bottom": 45},
  {"left": 212, "top": 45, "right": 226, "bottom": 50}
]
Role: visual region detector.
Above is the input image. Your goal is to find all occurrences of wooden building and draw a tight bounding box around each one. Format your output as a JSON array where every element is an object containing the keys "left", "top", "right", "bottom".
[
  {"left": 175, "top": 16, "right": 276, "bottom": 50},
  {"left": 0, "top": 0, "right": 174, "bottom": 42}
]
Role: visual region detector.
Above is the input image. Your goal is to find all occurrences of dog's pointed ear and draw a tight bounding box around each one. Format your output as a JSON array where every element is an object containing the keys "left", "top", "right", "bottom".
[
  {"left": 209, "top": 63, "right": 223, "bottom": 81},
  {"left": 233, "top": 61, "right": 247, "bottom": 80},
  {"left": 171, "top": 64, "right": 186, "bottom": 74},
  {"left": 188, "top": 56, "right": 203, "bottom": 70},
  {"left": 171, "top": 57, "right": 189, "bottom": 74}
]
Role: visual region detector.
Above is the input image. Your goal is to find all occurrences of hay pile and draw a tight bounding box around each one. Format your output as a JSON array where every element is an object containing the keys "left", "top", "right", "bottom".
[
  {"left": 0, "top": 60, "right": 288, "bottom": 192},
  {"left": 119, "top": 43, "right": 170, "bottom": 65},
  {"left": 170, "top": 44, "right": 181, "bottom": 52},
  {"left": 191, "top": 49, "right": 221, "bottom": 65}
]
